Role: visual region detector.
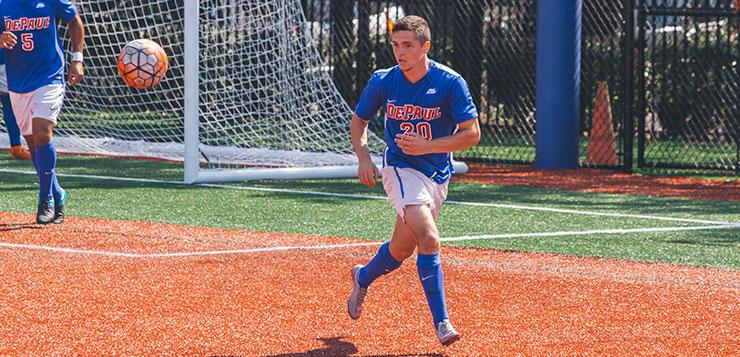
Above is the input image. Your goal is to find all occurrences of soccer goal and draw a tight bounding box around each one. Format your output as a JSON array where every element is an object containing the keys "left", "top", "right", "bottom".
[{"left": 3, "top": 0, "right": 467, "bottom": 183}]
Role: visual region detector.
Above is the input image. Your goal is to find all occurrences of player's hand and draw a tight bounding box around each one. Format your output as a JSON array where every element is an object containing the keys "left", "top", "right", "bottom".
[
  {"left": 67, "top": 61, "right": 84, "bottom": 86},
  {"left": 0, "top": 32, "right": 17, "bottom": 50},
  {"left": 395, "top": 131, "right": 430, "bottom": 156},
  {"left": 357, "top": 159, "right": 379, "bottom": 188}
]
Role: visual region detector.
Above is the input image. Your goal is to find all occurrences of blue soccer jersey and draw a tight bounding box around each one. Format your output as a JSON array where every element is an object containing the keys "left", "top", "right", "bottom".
[
  {"left": 355, "top": 60, "right": 478, "bottom": 184},
  {"left": 0, "top": 0, "right": 77, "bottom": 93}
]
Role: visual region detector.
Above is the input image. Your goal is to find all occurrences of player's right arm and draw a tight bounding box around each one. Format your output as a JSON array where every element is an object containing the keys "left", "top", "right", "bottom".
[
  {"left": 352, "top": 71, "right": 386, "bottom": 187},
  {"left": 0, "top": 32, "right": 17, "bottom": 50},
  {"left": 350, "top": 113, "right": 378, "bottom": 187}
]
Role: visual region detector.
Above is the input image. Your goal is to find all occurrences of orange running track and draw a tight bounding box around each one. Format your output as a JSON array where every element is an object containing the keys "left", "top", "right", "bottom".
[{"left": 0, "top": 212, "right": 737, "bottom": 355}]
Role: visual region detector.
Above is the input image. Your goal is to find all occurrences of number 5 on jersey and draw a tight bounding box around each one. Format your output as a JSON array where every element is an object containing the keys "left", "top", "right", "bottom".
[{"left": 21, "top": 33, "right": 33, "bottom": 51}]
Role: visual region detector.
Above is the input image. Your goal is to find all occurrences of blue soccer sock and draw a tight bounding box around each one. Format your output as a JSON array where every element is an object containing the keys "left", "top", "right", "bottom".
[
  {"left": 35, "top": 142, "right": 58, "bottom": 203},
  {"left": 358, "top": 241, "right": 403, "bottom": 289},
  {"left": 32, "top": 142, "right": 63, "bottom": 201},
  {"left": 417, "top": 252, "right": 449, "bottom": 325},
  {"left": 1, "top": 93, "right": 21, "bottom": 146},
  {"left": 47, "top": 141, "right": 63, "bottom": 200}
]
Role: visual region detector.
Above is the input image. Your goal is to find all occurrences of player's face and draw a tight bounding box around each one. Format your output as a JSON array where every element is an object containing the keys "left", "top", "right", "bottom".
[{"left": 391, "top": 31, "right": 430, "bottom": 72}]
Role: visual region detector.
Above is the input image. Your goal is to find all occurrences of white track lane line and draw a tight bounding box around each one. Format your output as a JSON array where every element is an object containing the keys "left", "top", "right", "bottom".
[
  {"left": 0, "top": 224, "right": 737, "bottom": 259},
  {"left": 2, "top": 169, "right": 736, "bottom": 226}
]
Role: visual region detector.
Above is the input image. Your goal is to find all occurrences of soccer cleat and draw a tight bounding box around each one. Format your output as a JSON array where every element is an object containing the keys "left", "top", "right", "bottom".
[
  {"left": 52, "top": 190, "right": 68, "bottom": 224},
  {"left": 347, "top": 264, "right": 367, "bottom": 320},
  {"left": 36, "top": 197, "right": 55, "bottom": 224},
  {"left": 435, "top": 319, "right": 461, "bottom": 346},
  {"left": 9, "top": 145, "right": 31, "bottom": 160}
]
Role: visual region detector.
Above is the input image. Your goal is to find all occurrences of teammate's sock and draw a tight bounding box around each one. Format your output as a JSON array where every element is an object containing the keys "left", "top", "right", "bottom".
[
  {"left": 51, "top": 177, "right": 63, "bottom": 202},
  {"left": 35, "top": 142, "right": 57, "bottom": 203},
  {"left": 358, "top": 242, "right": 402, "bottom": 289},
  {"left": 417, "top": 252, "right": 449, "bottom": 325},
  {"left": 48, "top": 141, "right": 63, "bottom": 201},
  {"left": 1, "top": 93, "right": 21, "bottom": 146}
]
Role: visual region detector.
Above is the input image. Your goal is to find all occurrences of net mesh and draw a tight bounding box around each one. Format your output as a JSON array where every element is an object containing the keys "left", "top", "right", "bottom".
[{"left": 1, "top": 0, "right": 382, "bottom": 172}]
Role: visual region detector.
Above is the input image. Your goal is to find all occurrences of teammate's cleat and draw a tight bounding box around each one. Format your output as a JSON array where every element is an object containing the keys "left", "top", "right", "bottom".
[
  {"left": 347, "top": 264, "right": 367, "bottom": 320},
  {"left": 435, "top": 319, "right": 461, "bottom": 346},
  {"left": 36, "top": 197, "right": 55, "bottom": 224},
  {"left": 52, "top": 190, "right": 68, "bottom": 224},
  {"left": 9, "top": 145, "right": 31, "bottom": 160}
]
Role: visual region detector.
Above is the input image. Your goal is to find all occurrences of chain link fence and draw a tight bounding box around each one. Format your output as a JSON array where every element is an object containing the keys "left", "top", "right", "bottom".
[
  {"left": 300, "top": 0, "right": 738, "bottom": 174},
  {"left": 1, "top": 1, "right": 734, "bottom": 173},
  {"left": 301, "top": 0, "right": 632, "bottom": 168},
  {"left": 301, "top": 0, "right": 538, "bottom": 164},
  {"left": 637, "top": 0, "right": 739, "bottom": 172}
]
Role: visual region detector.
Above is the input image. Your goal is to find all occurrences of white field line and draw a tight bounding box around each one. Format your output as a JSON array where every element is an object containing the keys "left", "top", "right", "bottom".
[
  {"left": 1, "top": 169, "right": 735, "bottom": 226},
  {"left": 440, "top": 224, "right": 740, "bottom": 242},
  {"left": 0, "top": 224, "right": 737, "bottom": 259}
]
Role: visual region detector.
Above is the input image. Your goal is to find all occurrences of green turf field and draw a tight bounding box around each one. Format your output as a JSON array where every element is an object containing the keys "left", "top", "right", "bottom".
[{"left": 1, "top": 154, "right": 738, "bottom": 268}]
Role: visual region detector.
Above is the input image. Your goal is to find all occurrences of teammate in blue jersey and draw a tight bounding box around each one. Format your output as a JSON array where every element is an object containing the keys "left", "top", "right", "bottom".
[
  {"left": 347, "top": 15, "right": 480, "bottom": 346},
  {"left": 0, "top": 0, "right": 85, "bottom": 224},
  {"left": 0, "top": 49, "right": 31, "bottom": 160}
]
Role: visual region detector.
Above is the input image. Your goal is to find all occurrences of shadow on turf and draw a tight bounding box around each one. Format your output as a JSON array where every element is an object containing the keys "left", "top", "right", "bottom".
[
  {"left": 0, "top": 223, "right": 41, "bottom": 231},
  {"left": 261, "top": 336, "right": 444, "bottom": 357}
]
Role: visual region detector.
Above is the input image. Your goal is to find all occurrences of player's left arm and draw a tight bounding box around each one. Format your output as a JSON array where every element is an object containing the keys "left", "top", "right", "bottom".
[
  {"left": 66, "top": 14, "right": 85, "bottom": 86},
  {"left": 395, "top": 117, "right": 480, "bottom": 155}
]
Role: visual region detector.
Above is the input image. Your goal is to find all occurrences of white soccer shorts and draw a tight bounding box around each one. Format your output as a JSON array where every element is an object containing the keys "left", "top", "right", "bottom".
[
  {"left": 9, "top": 84, "right": 65, "bottom": 136},
  {"left": 382, "top": 166, "right": 449, "bottom": 221}
]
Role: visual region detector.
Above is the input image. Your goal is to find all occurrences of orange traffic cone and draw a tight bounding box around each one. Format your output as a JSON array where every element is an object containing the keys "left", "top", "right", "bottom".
[{"left": 586, "top": 81, "right": 618, "bottom": 165}]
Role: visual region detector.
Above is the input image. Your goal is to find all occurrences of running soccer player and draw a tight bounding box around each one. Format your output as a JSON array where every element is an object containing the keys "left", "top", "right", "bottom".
[
  {"left": 0, "top": 0, "right": 85, "bottom": 224},
  {"left": 347, "top": 15, "right": 480, "bottom": 346}
]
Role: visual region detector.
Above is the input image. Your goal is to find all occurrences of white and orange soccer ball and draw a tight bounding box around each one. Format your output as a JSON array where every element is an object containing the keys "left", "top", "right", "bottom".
[{"left": 117, "top": 39, "right": 168, "bottom": 89}]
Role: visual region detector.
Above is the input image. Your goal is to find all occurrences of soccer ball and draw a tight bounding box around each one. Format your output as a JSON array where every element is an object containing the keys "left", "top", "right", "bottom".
[{"left": 117, "top": 39, "right": 168, "bottom": 89}]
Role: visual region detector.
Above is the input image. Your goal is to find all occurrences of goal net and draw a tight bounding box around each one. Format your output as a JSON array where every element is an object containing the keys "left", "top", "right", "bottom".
[{"left": 1, "top": 0, "right": 386, "bottom": 183}]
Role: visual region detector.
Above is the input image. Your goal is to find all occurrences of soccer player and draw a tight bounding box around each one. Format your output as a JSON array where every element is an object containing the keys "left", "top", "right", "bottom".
[
  {"left": 0, "top": 0, "right": 85, "bottom": 224},
  {"left": 1, "top": 50, "right": 30, "bottom": 160},
  {"left": 347, "top": 15, "right": 480, "bottom": 346}
]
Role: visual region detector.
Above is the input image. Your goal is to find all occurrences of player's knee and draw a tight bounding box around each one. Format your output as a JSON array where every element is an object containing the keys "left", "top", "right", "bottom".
[
  {"left": 32, "top": 132, "right": 52, "bottom": 145},
  {"left": 389, "top": 242, "right": 414, "bottom": 261},
  {"left": 394, "top": 247, "right": 414, "bottom": 261},
  {"left": 32, "top": 122, "right": 53, "bottom": 145},
  {"left": 416, "top": 234, "right": 441, "bottom": 254}
]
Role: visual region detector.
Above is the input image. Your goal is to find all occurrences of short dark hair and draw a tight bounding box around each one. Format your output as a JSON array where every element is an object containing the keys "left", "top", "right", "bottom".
[{"left": 392, "top": 15, "right": 430, "bottom": 44}]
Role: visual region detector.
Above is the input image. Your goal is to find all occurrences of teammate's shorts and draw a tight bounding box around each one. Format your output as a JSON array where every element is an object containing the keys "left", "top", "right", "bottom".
[
  {"left": 9, "top": 84, "right": 65, "bottom": 136},
  {"left": 382, "top": 166, "right": 449, "bottom": 221},
  {"left": 0, "top": 64, "right": 7, "bottom": 93}
]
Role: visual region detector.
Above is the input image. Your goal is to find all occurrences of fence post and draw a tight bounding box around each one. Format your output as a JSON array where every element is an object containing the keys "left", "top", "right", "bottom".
[
  {"left": 636, "top": 0, "right": 648, "bottom": 169},
  {"left": 623, "top": 0, "right": 635, "bottom": 173},
  {"left": 356, "top": 0, "right": 371, "bottom": 102},
  {"left": 534, "top": 0, "right": 581, "bottom": 169}
]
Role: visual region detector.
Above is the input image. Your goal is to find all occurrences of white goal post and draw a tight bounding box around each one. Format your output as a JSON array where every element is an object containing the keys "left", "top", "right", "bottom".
[
  {"left": 1, "top": 0, "right": 467, "bottom": 183},
  {"left": 182, "top": 0, "right": 387, "bottom": 183}
]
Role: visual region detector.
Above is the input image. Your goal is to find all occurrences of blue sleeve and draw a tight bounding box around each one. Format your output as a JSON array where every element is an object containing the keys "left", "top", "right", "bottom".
[
  {"left": 53, "top": 0, "right": 78, "bottom": 23},
  {"left": 354, "top": 73, "right": 386, "bottom": 121},
  {"left": 448, "top": 76, "right": 478, "bottom": 123}
]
